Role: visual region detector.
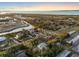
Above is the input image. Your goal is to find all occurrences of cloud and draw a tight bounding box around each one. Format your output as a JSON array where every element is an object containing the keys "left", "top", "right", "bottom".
[{"left": 0, "top": 4, "right": 79, "bottom": 11}]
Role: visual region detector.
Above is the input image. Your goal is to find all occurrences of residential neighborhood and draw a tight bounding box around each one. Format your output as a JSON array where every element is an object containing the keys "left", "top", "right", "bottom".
[{"left": 0, "top": 13, "right": 79, "bottom": 57}]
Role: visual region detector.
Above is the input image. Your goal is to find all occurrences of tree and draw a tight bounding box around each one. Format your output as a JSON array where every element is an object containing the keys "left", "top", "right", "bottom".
[
  {"left": 22, "top": 29, "right": 30, "bottom": 36},
  {"left": 58, "top": 32, "right": 69, "bottom": 39},
  {"left": 22, "top": 40, "right": 32, "bottom": 48},
  {"left": 47, "top": 39, "right": 57, "bottom": 45}
]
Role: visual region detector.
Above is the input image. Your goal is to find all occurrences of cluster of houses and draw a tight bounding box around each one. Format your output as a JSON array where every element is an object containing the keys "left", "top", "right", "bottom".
[
  {"left": 0, "top": 25, "right": 79, "bottom": 57},
  {"left": 0, "top": 15, "right": 79, "bottom": 57},
  {"left": 0, "top": 17, "right": 16, "bottom": 25},
  {"left": 14, "top": 15, "right": 36, "bottom": 20},
  {"left": 57, "top": 31, "right": 79, "bottom": 57},
  {"left": 0, "top": 29, "right": 79, "bottom": 57},
  {"left": 14, "top": 15, "right": 26, "bottom": 19}
]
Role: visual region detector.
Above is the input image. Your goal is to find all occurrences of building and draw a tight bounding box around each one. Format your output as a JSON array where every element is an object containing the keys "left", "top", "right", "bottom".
[
  {"left": 14, "top": 15, "right": 26, "bottom": 19},
  {"left": 67, "top": 35, "right": 79, "bottom": 44},
  {"left": 71, "top": 53, "right": 79, "bottom": 57},
  {"left": 72, "top": 44, "right": 79, "bottom": 53},
  {"left": 0, "top": 17, "right": 16, "bottom": 25},
  {"left": 0, "top": 37, "right": 7, "bottom": 48},
  {"left": 68, "top": 31, "right": 76, "bottom": 35},
  {"left": 15, "top": 33, "right": 24, "bottom": 39},
  {"left": 15, "top": 50, "right": 27, "bottom": 57},
  {"left": 37, "top": 43, "right": 47, "bottom": 50},
  {"left": 56, "top": 42, "right": 61, "bottom": 47},
  {"left": 56, "top": 50, "right": 71, "bottom": 57}
]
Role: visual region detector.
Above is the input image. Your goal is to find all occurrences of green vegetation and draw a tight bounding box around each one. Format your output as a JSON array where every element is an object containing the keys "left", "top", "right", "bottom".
[
  {"left": 24, "top": 14, "right": 79, "bottom": 32},
  {"left": 0, "top": 14, "right": 79, "bottom": 57},
  {"left": 0, "top": 45, "right": 21, "bottom": 57}
]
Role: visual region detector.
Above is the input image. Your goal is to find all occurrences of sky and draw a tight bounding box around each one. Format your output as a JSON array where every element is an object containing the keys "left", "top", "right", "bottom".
[{"left": 0, "top": 2, "right": 79, "bottom": 11}]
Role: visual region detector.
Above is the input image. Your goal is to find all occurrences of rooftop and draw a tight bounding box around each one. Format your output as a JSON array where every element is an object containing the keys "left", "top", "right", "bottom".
[
  {"left": 0, "top": 37, "right": 6, "bottom": 42},
  {"left": 56, "top": 50, "right": 71, "bottom": 57}
]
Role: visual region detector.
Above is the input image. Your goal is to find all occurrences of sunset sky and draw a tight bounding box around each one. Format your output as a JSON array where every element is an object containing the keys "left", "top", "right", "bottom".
[{"left": 0, "top": 2, "right": 79, "bottom": 11}]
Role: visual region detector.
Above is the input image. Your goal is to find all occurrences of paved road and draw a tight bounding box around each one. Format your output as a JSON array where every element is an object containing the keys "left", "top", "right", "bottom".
[{"left": 0, "top": 22, "right": 34, "bottom": 36}]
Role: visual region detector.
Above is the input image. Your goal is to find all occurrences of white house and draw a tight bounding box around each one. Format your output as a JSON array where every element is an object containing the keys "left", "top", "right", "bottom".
[
  {"left": 68, "top": 31, "right": 76, "bottom": 35},
  {"left": 37, "top": 43, "right": 47, "bottom": 50}
]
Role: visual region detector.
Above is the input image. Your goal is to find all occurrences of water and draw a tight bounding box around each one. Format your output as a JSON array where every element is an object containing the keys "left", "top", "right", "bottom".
[{"left": 16, "top": 10, "right": 79, "bottom": 15}]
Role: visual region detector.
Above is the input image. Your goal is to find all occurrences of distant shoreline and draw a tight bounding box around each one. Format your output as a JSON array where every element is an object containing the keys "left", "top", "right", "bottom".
[
  {"left": 1, "top": 13, "right": 79, "bottom": 16},
  {"left": 1, "top": 10, "right": 79, "bottom": 16}
]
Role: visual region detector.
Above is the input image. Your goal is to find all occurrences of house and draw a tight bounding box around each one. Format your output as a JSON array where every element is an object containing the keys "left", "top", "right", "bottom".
[
  {"left": 56, "top": 42, "right": 61, "bottom": 47},
  {"left": 72, "top": 44, "right": 79, "bottom": 53},
  {"left": 15, "top": 50, "right": 27, "bottom": 57},
  {"left": 47, "top": 36, "right": 53, "bottom": 41},
  {"left": 67, "top": 35, "right": 79, "bottom": 44},
  {"left": 37, "top": 43, "right": 47, "bottom": 50},
  {"left": 14, "top": 15, "right": 26, "bottom": 19},
  {"left": 15, "top": 35, "right": 19, "bottom": 39},
  {"left": 0, "top": 37, "right": 7, "bottom": 48},
  {"left": 56, "top": 50, "right": 71, "bottom": 57},
  {"left": 0, "top": 37, "right": 6, "bottom": 42},
  {"left": 15, "top": 33, "right": 24, "bottom": 39},
  {"left": 68, "top": 31, "right": 76, "bottom": 35},
  {"left": 0, "top": 17, "right": 16, "bottom": 25}
]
